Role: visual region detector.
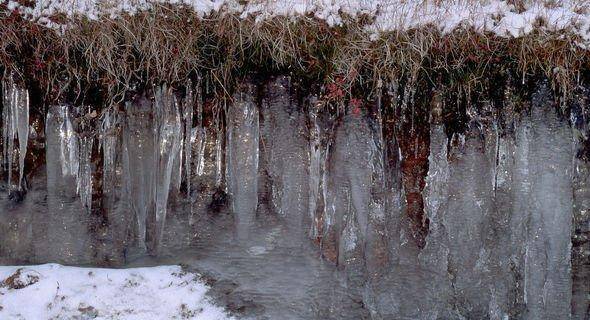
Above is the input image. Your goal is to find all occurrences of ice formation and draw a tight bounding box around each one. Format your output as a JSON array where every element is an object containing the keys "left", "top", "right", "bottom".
[
  {"left": 123, "top": 86, "right": 183, "bottom": 253},
  {"left": 0, "top": 78, "right": 586, "bottom": 319},
  {"left": 226, "top": 82, "right": 259, "bottom": 239},
  {"left": 42, "top": 105, "right": 94, "bottom": 213},
  {"left": 1, "top": 76, "right": 29, "bottom": 192}
]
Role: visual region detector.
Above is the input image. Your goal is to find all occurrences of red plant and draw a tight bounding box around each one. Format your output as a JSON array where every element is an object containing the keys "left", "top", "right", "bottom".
[
  {"left": 326, "top": 76, "right": 345, "bottom": 101},
  {"left": 350, "top": 97, "right": 362, "bottom": 115}
]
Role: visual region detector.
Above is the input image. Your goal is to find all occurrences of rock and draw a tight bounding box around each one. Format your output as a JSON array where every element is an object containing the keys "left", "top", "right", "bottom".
[
  {"left": 1, "top": 268, "right": 40, "bottom": 289},
  {"left": 78, "top": 305, "right": 99, "bottom": 319}
]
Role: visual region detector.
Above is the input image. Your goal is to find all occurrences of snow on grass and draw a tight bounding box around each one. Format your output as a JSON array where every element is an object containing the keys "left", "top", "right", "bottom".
[
  {"left": 5, "top": 0, "right": 590, "bottom": 45},
  {"left": 0, "top": 263, "right": 233, "bottom": 320}
]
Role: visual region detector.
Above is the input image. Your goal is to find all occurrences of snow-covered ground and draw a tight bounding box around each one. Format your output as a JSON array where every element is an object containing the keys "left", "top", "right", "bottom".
[
  {"left": 5, "top": 0, "right": 590, "bottom": 46},
  {"left": 0, "top": 264, "right": 233, "bottom": 320}
]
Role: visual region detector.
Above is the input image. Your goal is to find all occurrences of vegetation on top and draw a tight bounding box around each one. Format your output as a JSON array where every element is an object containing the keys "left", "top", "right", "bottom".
[{"left": 0, "top": 1, "right": 588, "bottom": 108}]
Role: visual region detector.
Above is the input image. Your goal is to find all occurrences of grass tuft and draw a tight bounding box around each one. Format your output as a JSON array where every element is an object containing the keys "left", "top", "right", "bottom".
[{"left": 0, "top": 3, "right": 589, "bottom": 107}]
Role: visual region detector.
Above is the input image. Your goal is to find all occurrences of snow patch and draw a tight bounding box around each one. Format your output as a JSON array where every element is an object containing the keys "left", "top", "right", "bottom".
[{"left": 0, "top": 264, "right": 233, "bottom": 320}]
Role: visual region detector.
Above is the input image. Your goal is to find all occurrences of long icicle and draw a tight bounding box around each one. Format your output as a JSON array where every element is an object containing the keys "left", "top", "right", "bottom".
[
  {"left": 195, "top": 78, "right": 206, "bottom": 177},
  {"left": 100, "top": 108, "right": 120, "bottom": 196},
  {"left": 152, "top": 85, "right": 182, "bottom": 252},
  {"left": 1, "top": 75, "right": 29, "bottom": 192},
  {"left": 308, "top": 96, "right": 322, "bottom": 239},
  {"left": 77, "top": 107, "right": 94, "bottom": 214},
  {"left": 183, "top": 80, "right": 194, "bottom": 198}
]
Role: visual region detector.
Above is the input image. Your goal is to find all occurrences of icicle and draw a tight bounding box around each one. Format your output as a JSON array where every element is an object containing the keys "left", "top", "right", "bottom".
[
  {"left": 78, "top": 130, "right": 94, "bottom": 213},
  {"left": 15, "top": 87, "right": 29, "bottom": 191},
  {"left": 493, "top": 120, "right": 500, "bottom": 193},
  {"left": 122, "top": 85, "right": 182, "bottom": 252},
  {"left": 371, "top": 88, "right": 386, "bottom": 193},
  {"left": 59, "top": 106, "right": 79, "bottom": 179},
  {"left": 195, "top": 127, "right": 206, "bottom": 176},
  {"left": 224, "top": 99, "right": 230, "bottom": 194},
  {"left": 73, "top": 107, "right": 93, "bottom": 213},
  {"left": 100, "top": 108, "right": 120, "bottom": 195},
  {"left": 322, "top": 106, "right": 376, "bottom": 265},
  {"left": 170, "top": 128, "right": 183, "bottom": 193},
  {"left": 521, "top": 83, "right": 573, "bottom": 319},
  {"left": 214, "top": 106, "right": 223, "bottom": 187},
  {"left": 1, "top": 75, "right": 29, "bottom": 191},
  {"left": 572, "top": 144, "right": 590, "bottom": 319},
  {"left": 226, "top": 82, "right": 259, "bottom": 239},
  {"left": 193, "top": 79, "right": 206, "bottom": 177},
  {"left": 44, "top": 105, "right": 92, "bottom": 263},
  {"left": 1, "top": 83, "right": 7, "bottom": 170},
  {"left": 153, "top": 85, "right": 183, "bottom": 249},
  {"left": 46, "top": 105, "right": 94, "bottom": 212},
  {"left": 365, "top": 88, "right": 390, "bottom": 272},
  {"left": 308, "top": 100, "right": 322, "bottom": 239},
  {"left": 183, "top": 81, "right": 194, "bottom": 197},
  {"left": 1, "top": 79, "right": 14, "bottom": 189},
  {"left": 401, "top": 71, "right": 418, "bottom": 127},
  {"left": 123, "top": 97, "right": 156, "bottom": 252},
  {"left": 257, "top": 76, "right": 308, "bottom": 232},
  {"left": 420, "top": 121, "right": 450, "bottom": 269}
]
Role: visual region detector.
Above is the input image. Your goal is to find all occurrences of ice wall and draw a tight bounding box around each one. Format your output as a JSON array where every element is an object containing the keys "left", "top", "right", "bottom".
[
  {"left": 0, "top": 77, "right": 585, "bottom": 319},
  {"left": 521, "top": 83, "right": 573, "bottom": 319}
]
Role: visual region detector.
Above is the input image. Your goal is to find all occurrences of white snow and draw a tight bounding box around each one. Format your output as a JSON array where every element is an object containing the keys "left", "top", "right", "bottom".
[
  {"left": 0, "top": 263, "right": 233, "bottom": 320},
  {"left": 5, "top": 0, "right": 590, "bottom": 46}
]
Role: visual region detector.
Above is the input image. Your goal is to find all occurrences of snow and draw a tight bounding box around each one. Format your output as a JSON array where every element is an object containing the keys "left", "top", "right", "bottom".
[
  {"left": 0, "top": 264, "right": 233, "bottom": 320},
  {"left": 4, "top": 1, "right": 590, "bottom": 45}
]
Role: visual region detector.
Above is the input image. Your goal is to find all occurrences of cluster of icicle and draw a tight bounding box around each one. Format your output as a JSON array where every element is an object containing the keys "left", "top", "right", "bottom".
[
  {"left": 46, "top": 105, "right": 94, "bottom": 213},
  {"left": 1, "top": 75, "right": 29, "bottom": 193},
  {"left": 37, "top": 80, "right": 208, "bottom": 253},
  {"left": 97, "top": 82, "right": 207, "bottom": 253}
]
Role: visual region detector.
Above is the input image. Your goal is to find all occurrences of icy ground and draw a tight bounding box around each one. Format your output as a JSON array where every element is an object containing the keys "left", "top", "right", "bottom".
[{"left": 0, "top": 264, "right": 233, "bottom": 320}]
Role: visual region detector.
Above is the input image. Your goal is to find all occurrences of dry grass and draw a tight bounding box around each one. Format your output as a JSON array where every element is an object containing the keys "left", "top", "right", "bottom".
[{"left": 0, "top": 3, "right": 589, "bottom": 107}]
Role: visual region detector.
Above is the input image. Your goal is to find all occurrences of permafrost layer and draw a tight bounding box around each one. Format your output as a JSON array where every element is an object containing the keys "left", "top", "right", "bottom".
[{"left": 0, "top": 75, "right": 589, "bottom": 319}]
